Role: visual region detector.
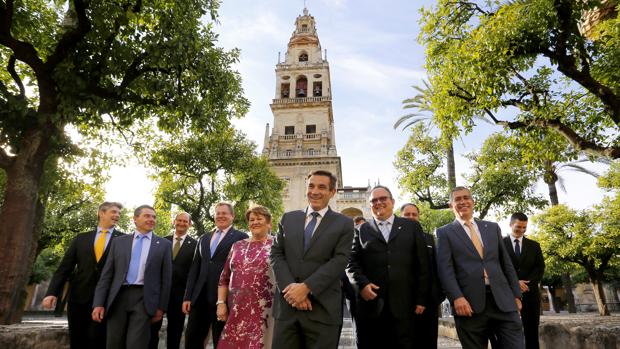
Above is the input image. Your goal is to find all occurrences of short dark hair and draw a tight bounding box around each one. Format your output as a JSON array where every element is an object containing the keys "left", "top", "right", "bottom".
[
  {"left": 400, "top": 203, "right": 419, "bottom": 214},
  {"left": 353, "top": 216, "right": 366, "bottom": 224},
  {"left": 215, "top": 202, "right": 235, "bottom": 216},
  {"left": 449, "top": 186, "right": 471, "bottom": 203},
  {"left": 370, "top": 185, "right": 393, "bottom": 199},
  {"left": 510, "top": 212, "right": 528, "bottom": 223},
  {"left": 307, "top": 170, "right": 338, "bottom": 190},
  {"left": 134, "top": 205, "right": 155, "bottom": 217},
  {"left": 245, "top": 205, "right": 272, "bottom": 223}
]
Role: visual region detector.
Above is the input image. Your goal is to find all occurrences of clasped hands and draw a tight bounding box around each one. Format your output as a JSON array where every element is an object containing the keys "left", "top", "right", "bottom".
[{"left": 283, "top": 283, "right": 312, "bottom": 311}]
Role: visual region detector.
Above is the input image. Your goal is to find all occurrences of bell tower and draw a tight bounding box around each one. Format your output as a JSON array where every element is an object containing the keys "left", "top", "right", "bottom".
[{"left": 263, "top": 8, "right": 343, "bottom": 212}]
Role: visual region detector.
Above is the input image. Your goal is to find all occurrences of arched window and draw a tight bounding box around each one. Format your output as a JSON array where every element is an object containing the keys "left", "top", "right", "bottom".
[
  {"left": 313, "top": 81, "right": 322, "bottom": 96},
  {"left": 296, "top": 76, "right": 307, "bottom": 97},
  {"left": 299, "top": 53, "right": 308, "bottom": 62}
]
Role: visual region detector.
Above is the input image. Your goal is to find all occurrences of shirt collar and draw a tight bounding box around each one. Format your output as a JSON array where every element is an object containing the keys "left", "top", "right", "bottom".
[
  {"left": 510, "top": 234, "right": 524, "bottom": 243},
  {"left": 374, "top": 214, "right": 395, "bottom": 226},
  {"left": 134, "top": 231, "right": 152, "bottom": 240},
  {"left": 174, "top": 233, "right": 187, "bottom": 242},
  {"left": 306, "top": 206, "right": 329, "bottom": 218},
  {"left": 97, "top": 226, "right": 115, "bottom": 234},
  {"left": 455, "top": 216, "right": 476, "bottom": 226},
  {"left": 215, "top": 225, "right": 232, "bottom": 234}
]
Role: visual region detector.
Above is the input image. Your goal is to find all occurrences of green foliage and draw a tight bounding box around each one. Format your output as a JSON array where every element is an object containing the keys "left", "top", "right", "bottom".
[
  {"left": 150, "top": 127, "right": 284, "bottom": 236},
  {"left": 29, "top": 248, "right": 61, "bottom": 285},
  {"left": 415, "top": 202, "right": 454, "bottom": 235},
  {"left": 418, "top": 0, "right": 620, "bottom": 159},
  {"left": 598, "top": 160, "right": 620, "bottom": 190}
]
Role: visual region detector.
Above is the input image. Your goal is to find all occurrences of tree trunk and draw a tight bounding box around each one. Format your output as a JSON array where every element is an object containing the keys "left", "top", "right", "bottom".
[
  {"left": 0, "top": 129, "right": 50, "bottom": 324},
  {"left": 446, "top": 140, "right": 456, "bottom": 190},
  {"left": 589, "top": 271, "right": 610, "bottom": 316},
  {"left": 561, "top": 273, "right": 577, "bottom": 313}
]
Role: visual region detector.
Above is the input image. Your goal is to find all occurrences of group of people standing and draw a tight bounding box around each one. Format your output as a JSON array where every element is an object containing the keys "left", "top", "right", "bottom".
[{"left": 42, "top": 169, "right": 545, "bottom": 349}]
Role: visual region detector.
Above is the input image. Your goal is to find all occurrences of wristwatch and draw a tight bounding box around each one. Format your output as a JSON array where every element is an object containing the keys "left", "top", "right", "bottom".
[{"left": 216, "top": 300, "right": 226, "bottom": 305}]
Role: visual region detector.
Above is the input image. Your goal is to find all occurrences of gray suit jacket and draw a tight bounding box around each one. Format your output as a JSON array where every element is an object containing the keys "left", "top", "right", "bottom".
[
  {"left": 270, "top": 208, "right": 354, "bottom": 325},
  {"left": 93, "top": 233, "right": 173, "bottom": 316},
  {"left": 436, "top": 219, "right": 521, "bottom": 313}
]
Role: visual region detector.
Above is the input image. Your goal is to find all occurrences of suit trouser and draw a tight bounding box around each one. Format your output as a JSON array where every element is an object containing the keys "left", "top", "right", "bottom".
[
  {"left": 185, "top": 291, "right": 224, "bottom": 349},
  {"left": 272, "top": 311, "right": 341, "bottom": 349},
  {"left": 521, "top": 293, "right": 541, "bottom": 349},
  {"left": 454, "top": 289, "right": 524, "bottom": 349},
  {"left": 106, "top": 286, "right": 151, "bottom": 349},
  {"left": 355, "top": 303, "right": 414, "bottom": 349},
  {"left": 149, "top": 295, "right": 186, "bottom": 349},
  {"left": 413, "top": 305, "right": 440, "bottom": 349},
  {"left": 67, "top": 301, "right": 106, "bottom": 349}
]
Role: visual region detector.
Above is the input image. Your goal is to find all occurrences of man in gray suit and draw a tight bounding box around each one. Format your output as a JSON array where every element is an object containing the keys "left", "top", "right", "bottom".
[
  {"left": 436, "top": 187, "right": 524, "bottom": 349},
  {"left": 270, "top": 170, "right": 354, "bottom": 349},
  {"left": 92, "top": 205, "right": 172, "bottom": 349}
]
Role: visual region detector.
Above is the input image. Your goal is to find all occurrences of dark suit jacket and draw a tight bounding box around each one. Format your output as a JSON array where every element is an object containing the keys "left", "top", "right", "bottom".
[
  {"left": 270, "top": 208, "right": 354, "bottom": 325},
  {"left": 46, "top": 228, "right": 124, "bottom": 304},
  {"left": 166, "top": 235, "right": 197, "bottom": 303},
  {"left": 423, "top": 232, "right": 446, "bottom": 307},
  {"left": 184, "top": 228, "right": 247, "bottom": 304},
  {"left": 93, "top": 233, "right": 172, "bottom": 316},
  {"left": 346, "top": 216, "right": 430, "bottom": 319},
  {"left": 436, "top": 219, "right": 521, "bottom": 314},
  {"left": 503, "top": 236, "right": 545, "bottom": 299}
]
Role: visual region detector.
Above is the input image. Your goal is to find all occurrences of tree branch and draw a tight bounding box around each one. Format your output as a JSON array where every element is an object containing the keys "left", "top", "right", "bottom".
[
  {"left": 7, "top": 55, "right": 24, "bottom": 96},
  {"left": 0, "top": 146, "right": 15, "bottom": 169},
  {"left": 0, "top": 0, "right": 46, "bottom": 73},
  {"left": 45, "top": 0, "right": 92, "bottom": 69}
]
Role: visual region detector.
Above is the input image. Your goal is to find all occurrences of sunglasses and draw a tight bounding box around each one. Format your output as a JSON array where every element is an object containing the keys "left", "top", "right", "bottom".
[{"left": 370, "top": 196, "right": 391, "bottom": 205}]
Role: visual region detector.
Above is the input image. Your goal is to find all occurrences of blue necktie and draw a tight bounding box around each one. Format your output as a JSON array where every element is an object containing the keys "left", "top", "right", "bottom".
[
  {"left": 304, "top": 212, "right": 320, "bottom": 251},
  {"left": 210, "top": 230, "right": 223, "bottom": 258},
  {"left": 126, "top": 234, "right": 145, "bottom": 284},
  {"left": 514, "top": 239, "right": 521, "bottom": 258}
]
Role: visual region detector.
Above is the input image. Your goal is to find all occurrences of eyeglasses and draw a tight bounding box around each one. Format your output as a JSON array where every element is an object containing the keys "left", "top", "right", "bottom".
[{"left": 370, "top": 196, "right": 391, "bottom": 205}]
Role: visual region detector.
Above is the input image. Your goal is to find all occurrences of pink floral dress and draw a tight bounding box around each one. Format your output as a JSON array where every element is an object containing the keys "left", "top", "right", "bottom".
[{"left": 217, "top": 237, "right": 275, "bottom": 349}]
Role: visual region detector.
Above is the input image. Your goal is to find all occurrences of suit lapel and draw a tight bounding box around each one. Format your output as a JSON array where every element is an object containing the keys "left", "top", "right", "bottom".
[
  {"left": 451, "top": 220, "right": 480, "bottom": 258},
  {"left": 478, "top": 220, "right": 493, "bottom": 257},
  {"left": 367, "top": 220, "right": 386, "bottom": 243},
  {"left": 212, "top": 228, "right": 236, "bottom": 258},
  {"left": 388, "top": 217, "right": 403, "bottom": 243}
]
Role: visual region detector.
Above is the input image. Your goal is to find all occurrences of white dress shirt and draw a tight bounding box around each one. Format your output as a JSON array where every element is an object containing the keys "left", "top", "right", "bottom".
[{"left": 305, "top": 206, "right": 329, "bottom": 236}]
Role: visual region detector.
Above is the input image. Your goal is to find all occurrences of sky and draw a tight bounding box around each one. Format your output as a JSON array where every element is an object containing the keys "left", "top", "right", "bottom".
[{"left": 105, "top": 0, "right": 611, "bottom": 227}]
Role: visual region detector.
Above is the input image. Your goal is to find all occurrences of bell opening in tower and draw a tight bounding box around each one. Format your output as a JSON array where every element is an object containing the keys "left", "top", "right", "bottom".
[{"left": 296, "top": 76, "right": 307, "bottom": 97}]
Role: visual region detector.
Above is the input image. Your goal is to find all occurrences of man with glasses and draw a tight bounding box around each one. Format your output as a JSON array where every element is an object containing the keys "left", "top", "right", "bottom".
[{"left": 347, "top": 186, "right": 430, "bottom": 349}]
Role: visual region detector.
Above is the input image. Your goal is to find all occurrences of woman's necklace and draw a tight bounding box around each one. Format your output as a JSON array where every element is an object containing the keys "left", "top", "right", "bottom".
[{"left": 243, "top": 236, "right": 270, "bottom": 266}]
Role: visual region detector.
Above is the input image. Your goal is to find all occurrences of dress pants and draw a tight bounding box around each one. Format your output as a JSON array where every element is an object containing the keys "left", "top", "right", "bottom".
[
  {"left": 272, "top": 312, "right": 341, "bottom": 349},
  {"left": 185, "top": 290, "right": 224, "bottom": 349},
  {"left": 455, "top": 288, "right": 524, "bottom": 349},
  {"left": 355, "top": 302, "right": 414, "bottom": 349},
  {"left": 413, "top": 305, "right": 440, "bottom": 349},
  {"left": 67, "top": 301, "right": 106, "bottom": 349},
  {"left": 521, "top": 292, "right": 541, "bottom": 349},
  {"left": 149, "top": 295, "right": 186, "bottom": 349},
  {"left": 106, "top": 286, "right": 151, "bottom": 349}
]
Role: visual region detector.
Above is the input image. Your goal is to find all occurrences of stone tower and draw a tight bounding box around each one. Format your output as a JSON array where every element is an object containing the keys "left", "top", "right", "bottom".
[{"left": 263, "top": 8, "right": 343, "bottom": 212}]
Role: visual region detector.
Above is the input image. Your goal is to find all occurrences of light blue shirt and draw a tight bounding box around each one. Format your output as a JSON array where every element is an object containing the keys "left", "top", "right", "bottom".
[
  {"left": 130, "top": 231, "right": 152, "bottom": 285},
  {"left": 93, "top": 227, "right": 115, "bottom": 250}
]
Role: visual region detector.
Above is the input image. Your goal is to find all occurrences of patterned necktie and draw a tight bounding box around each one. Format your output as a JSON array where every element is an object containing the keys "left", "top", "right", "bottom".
[
  {"left": 514, "top": 239, "right": 521, "bottom": 258},
  {"left": 94, "top": 229, "right": 107, "bottom": 262},
  {"left": 173, "top": 237, "right": 182, "bottom": 260},
  {"left": 378, "top": 221, "right": 390, "bottom": 241},
  {"left": 210, "top": 230, "right": 223, "bottom": 258},
  {"left": 126, "top": 234, "right": 145, "bottom": 284},
  {"left": 304, "top": 212, "right": 320, "bottom": 251}
]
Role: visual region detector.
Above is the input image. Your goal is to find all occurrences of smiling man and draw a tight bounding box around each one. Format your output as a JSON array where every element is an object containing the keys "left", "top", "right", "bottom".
[
  {"left": 182, "top": 202, "right": 247, "bottom": 349},
  {"left": 42, "top": 202, "right": 124, "bottom": 349},
  {"left": 347, "top": 186, "right": 430, "bottom": 349},
  {"left": 92, "top": 205, "right": 172, "bottom": 349},
  {"left": 436, "top": 187, "right": 524, "bottom": 349},
  {"left": 270, "top": 170, "right": 354, "bottom": 349}
]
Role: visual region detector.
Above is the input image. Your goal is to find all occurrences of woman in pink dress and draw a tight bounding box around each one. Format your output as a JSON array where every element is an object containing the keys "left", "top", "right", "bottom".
[{"left": 216, "top": 206, "right": 276, "bottom": 349}]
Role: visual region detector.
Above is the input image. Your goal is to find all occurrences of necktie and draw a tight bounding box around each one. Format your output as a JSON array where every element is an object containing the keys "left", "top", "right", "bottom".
[
  {"left": 378, "top": 221, "right": 390, "bottom": 241},
  {"left": 464, "top": 221, "right": 488, "bottom": 280},
  {"left": 126, "top": 234, "right": 145, "bottom": 284},
  {"left": 304, "top": 212, "right": 320, "bottom": 251},
  {"left": 514, "top": 239, "right": 521, "bottom": 258},
  {"left": 210, "top": 230, "right": 223, "bottom": 258},
  {"left": 173, "top": 237, "right": 182, "bottom": 260},
  {"left": 94, "top": 229, "right": 107, "bottom": 262}
]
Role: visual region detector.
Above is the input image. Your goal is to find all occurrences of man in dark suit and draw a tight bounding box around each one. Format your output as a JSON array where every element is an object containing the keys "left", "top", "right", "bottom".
[
  {"left": 92, "top": 205, "right": 172, "bottom": 349},
  {"left": 346, "top": 188, "right": 430, "bottom": 349},
  {"left": 436, "top": 186, "right": 524, "bottom": 349},
  {"left": 504, "top": 212, "right": 545, "bottom": 349},
  {"left": 149, "top": 212, "right": 197, "bottom": 349},
  {"left": 401, "top": 203, "right": 445, "bottom": 349},
  {"left": 182, "top": 202, "right": 247, "bottom": 349},
  {"left": 270, "top": 170, "right": 354, "bottom": 349},
  {"left": 42, "top": 202, "right": 124, "bottom": 349}
]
